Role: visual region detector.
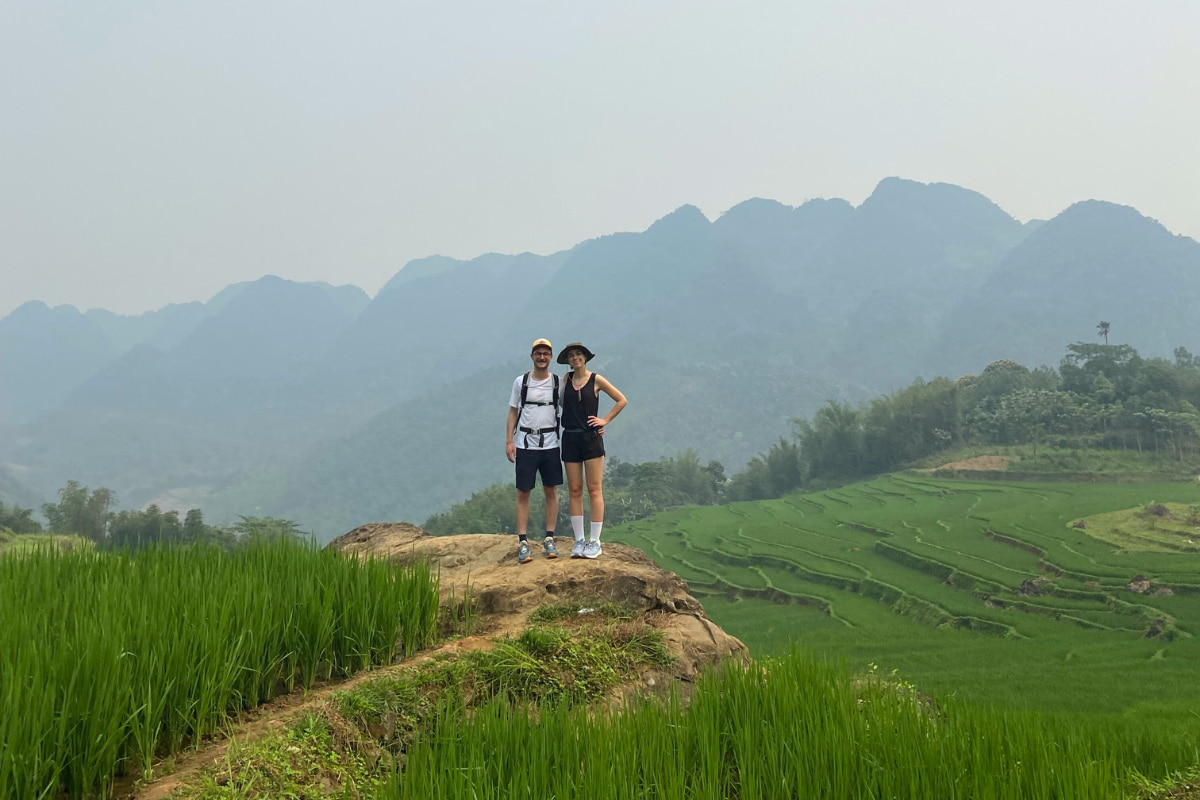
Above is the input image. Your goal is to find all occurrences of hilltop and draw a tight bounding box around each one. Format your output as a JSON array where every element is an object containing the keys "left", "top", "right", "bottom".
[{"left": 127, "top": 524, "right": 747, "bottom": 799}]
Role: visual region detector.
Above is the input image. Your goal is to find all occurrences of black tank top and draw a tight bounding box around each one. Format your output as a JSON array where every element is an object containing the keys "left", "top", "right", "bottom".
[{"left": 563, "top": 372, "right": 599, "bottom": 432}]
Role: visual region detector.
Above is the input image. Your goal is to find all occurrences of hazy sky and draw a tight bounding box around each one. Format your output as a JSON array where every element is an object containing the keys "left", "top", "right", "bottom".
[{"left": 2, "top": 0, "right": 1198, "bottom": 318}]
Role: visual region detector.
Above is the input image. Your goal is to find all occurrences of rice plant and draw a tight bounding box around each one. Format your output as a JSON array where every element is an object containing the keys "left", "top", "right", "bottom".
[
  {"left": 0, "top": 537, "right": 438, "bottom": 800},
  {"left": 382, "top": 651, "right": 1199, "bottom": 800}
]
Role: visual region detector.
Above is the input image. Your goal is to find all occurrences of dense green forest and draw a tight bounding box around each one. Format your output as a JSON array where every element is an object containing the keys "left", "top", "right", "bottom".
[
  {"left": 424, "top": 338, "right": 1200, "bottom": 534},
  {"left": 794, "top": 340, "right": 1200, "bottom": 484}
]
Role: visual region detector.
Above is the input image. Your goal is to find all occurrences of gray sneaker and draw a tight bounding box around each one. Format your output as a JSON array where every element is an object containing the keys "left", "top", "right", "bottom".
[
  {"left": 517, "top": 540, "right": 532, "bottom": 564},
  {"left": 570, "top": 539, "right": 586, "bottom": 558},
  {"left": 543, "top": 537, "right": 559, "bottom": 559},
  {"left": 583, "top": 540, "right": 603, "bottom": 559}
]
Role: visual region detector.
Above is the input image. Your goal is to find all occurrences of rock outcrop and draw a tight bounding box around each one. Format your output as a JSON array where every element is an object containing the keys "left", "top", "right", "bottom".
[{"left": 328, "top": 523, "right": 748, "bottom": 684}]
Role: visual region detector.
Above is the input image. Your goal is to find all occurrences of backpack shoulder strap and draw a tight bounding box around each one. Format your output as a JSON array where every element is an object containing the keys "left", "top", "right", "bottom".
[
  {"left": 553, "top": 374, "right": 561, "bottom": 426},
  {"left": 519, "top": 371, "right": 530, "bottom": 408}
]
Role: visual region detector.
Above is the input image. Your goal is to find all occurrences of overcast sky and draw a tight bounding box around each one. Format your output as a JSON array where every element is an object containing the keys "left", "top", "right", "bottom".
[{"left": 2, "top": 0, "right": 1198, "bottom": 318}]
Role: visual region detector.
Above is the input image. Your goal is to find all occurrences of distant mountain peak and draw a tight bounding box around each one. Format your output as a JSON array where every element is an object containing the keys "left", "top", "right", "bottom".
[
  {"left": 721, "top": 197, "right": 793, "bottom": 217},
  {"left": 1054, "top": 199, "right": 1153, "bottom": 226},
  {"left": 645, "top": 204, "right": 710, "bottom": 236},
  {"left": 6, "top": 300, "right": 52, "bottom": 318},
  {"left": 1024, "top": 200, "right": 1172, "bottom": 250},
  {"left": 864, "top": 177, "right": 1012, "bottom": 214},
  {"left": 715, "top": 198, "right": 795, "bottom": 231}
]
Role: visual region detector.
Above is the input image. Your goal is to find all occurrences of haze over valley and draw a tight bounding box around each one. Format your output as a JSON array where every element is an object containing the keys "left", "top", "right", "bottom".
[{"left": 3, "top": 177, "right": 1198, "bottom": 538}]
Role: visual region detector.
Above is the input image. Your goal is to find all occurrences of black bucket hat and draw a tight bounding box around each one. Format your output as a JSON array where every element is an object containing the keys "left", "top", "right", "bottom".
[{"left": 556, "top": 342, "right": 595, "bottom": 364}]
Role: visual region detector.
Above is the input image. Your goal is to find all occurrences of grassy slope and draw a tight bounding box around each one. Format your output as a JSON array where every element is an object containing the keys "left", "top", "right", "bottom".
[
  {"left": 610, "top": 475, "right": 1200, "bottom": 724},
  {"left": 166, "top": 601, "right": 1199, "bottom": 800}
]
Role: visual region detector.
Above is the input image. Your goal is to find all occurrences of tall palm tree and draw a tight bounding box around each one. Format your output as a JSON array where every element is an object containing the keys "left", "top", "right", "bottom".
[{"left": 1097, "top": 321, "right": 1110, "bottom": 346}]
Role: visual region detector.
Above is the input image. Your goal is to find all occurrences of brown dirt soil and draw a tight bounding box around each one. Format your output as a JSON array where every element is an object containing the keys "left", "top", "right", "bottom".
[
  {"left": 125, "top": 523, "right": 747, "bottom": 799},
  {"left": 935, "top": 455, "right": 1018, "bottom": 471}
]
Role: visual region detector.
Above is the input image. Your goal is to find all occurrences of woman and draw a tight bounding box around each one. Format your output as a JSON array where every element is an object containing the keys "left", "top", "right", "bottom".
[{"left": 557, "top": 342, "right": 627, "bottom": 559}]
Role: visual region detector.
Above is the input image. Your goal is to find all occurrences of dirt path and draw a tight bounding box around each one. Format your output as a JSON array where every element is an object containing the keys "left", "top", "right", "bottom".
[{"left": 122, "top": 630, "right": 507, "bottom": 799}]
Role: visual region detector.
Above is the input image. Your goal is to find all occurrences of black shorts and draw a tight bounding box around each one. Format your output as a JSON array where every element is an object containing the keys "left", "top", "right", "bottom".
[
  {"left": 515, "top": 447, "right": 563, "bottom": 491},
  {"left": 560, "top": 429, "right": 606, "bottom": 463}
]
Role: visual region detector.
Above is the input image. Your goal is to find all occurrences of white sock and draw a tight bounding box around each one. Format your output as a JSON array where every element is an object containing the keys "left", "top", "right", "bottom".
[
  {"left": 590, "top": 521, "right": 603, "bottom": 543},
  {"left": 571, "top": 515, "right": 585, "bottom": 540}
]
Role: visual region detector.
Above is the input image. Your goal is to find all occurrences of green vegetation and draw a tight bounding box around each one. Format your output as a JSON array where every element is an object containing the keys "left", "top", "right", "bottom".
[
  {"left": 0, "top": 539, "right": 439, "bottom": 800},
  {"left": 17, "top": 478, "right": 310, "bottom": 551},
  {"left": 781, "top": 343, "right": 1200, "bottom": 500},
  {"left": 423, "top": 450, "right": 725, "bottom": 534},
  {"left": 384, "top": 653, "right": 1196, "bottom": 800},
  {"left": 611, "top": 476, "right": 1200, "bottom": 721},
  {"left": 0, "top": 529, "right": 93, "bottom": 556},
  {"left": 0, "top": 499, "right": 43, "bottom": 534},
  {"left": 179, "top": 602, "right": 673, "bottom": 798},
  {"left": 336, "top": 601, "right": 672, "bottom": 738},
  {"left": 422, "top": 341, "right": 1200, "bottom": 534},
  {"left": 180, "top": 599, "right": 1200, "bottom": 799},
  {"left": 1075, "top": 502, "right": 1200, "bottom": 553},
  {"left": 189, "top": 712, "right": 382, "bottom": 800}
]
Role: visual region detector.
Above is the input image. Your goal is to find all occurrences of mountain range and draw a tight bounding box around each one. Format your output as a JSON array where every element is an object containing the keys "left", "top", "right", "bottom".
[{"left": 2, "top": 177, "right": 1197, "bottom": 539}]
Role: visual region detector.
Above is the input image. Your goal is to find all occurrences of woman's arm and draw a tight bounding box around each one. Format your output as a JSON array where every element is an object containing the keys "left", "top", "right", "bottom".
[{"left": 588, "top": 375, "right": 627, "bottom": 433}]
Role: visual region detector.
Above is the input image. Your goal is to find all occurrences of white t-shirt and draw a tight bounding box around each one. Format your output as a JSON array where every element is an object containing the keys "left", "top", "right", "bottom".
[{"left": 509, "top": 373, "right": 561, "bottom": 450}]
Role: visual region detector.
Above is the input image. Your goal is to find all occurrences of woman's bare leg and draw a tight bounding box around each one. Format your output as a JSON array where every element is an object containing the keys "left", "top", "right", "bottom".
[
  {"left": 565, "top": 461, "right": 585, "bottom": 517},
  {"left": 584, "top": 456, "right": 605, "bottom": 522}
]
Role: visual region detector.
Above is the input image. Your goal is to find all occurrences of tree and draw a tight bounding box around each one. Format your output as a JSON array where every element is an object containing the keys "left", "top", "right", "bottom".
[
  {"left": 1097, "top": 321, "right": 1110, "bottom": 346},
  {"left": 183, "top": 508, "right": 207, "bottom": 542},
  {"left": 0, "top": 502, "right": 42, "bottom": 534},
  {"left": 794, "top": 401, "right": 863, "bottom": 479},
  {"left": 1060, "top": 343, "right": 1141, "bottom": 398},
  {"left": 42, "top": 481, "right": 112, "bottom": 542},
  {"left": 232, "top": 516, "right": 309, "bottom": 545}
]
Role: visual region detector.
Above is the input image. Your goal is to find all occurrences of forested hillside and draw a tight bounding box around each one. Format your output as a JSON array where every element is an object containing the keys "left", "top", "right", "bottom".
[{"left": 2, "top": 177, "right": 1198, "bottom": 537}]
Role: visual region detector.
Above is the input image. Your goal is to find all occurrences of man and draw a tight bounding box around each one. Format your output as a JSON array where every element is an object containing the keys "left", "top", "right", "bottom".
[{"left": 506, "top": 338, "right": 562, "bottom": 564}]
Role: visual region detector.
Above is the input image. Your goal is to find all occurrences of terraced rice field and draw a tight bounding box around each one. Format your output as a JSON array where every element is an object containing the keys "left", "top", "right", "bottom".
[{"left": 611, "top": 476, "right": 1200, "bottom": 720}]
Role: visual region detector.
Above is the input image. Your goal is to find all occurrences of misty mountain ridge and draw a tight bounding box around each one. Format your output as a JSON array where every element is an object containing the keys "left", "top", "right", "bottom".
[{"left": 2, "top": 178, "right": 1197, "bottom": 538}]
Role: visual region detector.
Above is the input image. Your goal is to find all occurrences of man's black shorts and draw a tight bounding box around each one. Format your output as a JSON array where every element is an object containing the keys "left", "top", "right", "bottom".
[
  {"left": 560, "top": 429, "right": 606, "bottom": 463},
  {"left": 515, "top": 447, "right": 563, "bottom": 491}
]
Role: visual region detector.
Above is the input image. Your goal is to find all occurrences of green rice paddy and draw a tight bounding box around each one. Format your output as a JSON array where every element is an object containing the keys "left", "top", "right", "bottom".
[
  {"left": 611, "top": 476, "right": 1200, "bottom": 721},
  {"left": 383, "top": 653, "right": 1196, "bottom": 800},
  {"left": 0, "top": 539, "right": 440, "bottom": 800}
]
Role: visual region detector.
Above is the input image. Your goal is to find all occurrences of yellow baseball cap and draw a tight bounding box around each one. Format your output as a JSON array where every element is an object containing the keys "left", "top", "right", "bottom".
[{"left": 531, "top": 338, "right": 552, "bottom": 352}]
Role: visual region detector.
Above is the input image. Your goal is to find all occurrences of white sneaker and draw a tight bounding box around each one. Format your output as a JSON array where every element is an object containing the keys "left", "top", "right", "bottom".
[
  {"left": 583, "top": 540, "right": 602, "bottom": 559},
  {"left": 570, "top": 539, "right": 586, "bottom": 558}
]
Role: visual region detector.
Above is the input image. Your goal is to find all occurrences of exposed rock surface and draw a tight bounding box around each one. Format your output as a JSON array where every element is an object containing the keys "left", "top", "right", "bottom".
[
  {"left": 1126, "top": 575, "right": 1152, "bottom": 594},
  {"left": 328, "top": 522, "right": 749, "bottom": 683}
]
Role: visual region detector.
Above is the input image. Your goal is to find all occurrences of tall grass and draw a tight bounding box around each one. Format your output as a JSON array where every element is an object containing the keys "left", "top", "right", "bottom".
[
  {"left": 385, "top": 652, "right": 1198, "bottom": 800},
  {"left": 0, "top": 538, "right": 438, "bottom": 800}
]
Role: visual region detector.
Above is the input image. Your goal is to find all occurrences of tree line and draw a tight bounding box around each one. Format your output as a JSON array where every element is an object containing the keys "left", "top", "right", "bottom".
[
  {"left": 1, "top": 480, "right": 306, "bottom": 550},
  {"left": 425, "top": 337, "right": 1200, "bottom": 532},
  {"left": 793, "top": 341, "right": 1200, "bottom": 487}
]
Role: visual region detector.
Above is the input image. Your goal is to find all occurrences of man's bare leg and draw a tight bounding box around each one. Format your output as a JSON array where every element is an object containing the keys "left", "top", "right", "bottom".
[
  {"left": 543, "top": 484, "right": 559, "bottom": 535},
  {"left": 516, "top": 488, "right": 532, "bottom": 535},
  {"left": 515, "top": 488, "right": 533, "bottom": 563}
]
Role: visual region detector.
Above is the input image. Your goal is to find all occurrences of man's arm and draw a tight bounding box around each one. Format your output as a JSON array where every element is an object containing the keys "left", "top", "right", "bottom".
[{"left": 506, "top": 406, "right": 519, "bottom": 462}]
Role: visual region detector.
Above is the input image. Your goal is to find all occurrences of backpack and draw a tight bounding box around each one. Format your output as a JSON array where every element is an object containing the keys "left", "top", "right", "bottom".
[{"left": 516, "top": 371, "right": 560, "bottom": 448}]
